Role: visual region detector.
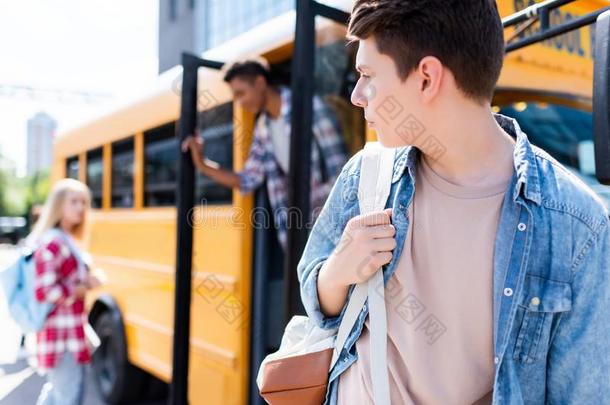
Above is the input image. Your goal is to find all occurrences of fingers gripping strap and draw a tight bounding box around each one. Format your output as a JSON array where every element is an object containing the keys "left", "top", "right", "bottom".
[
  {"left": 331, "top": 143, "right": 394, "bottom": 405},
  {"left": 331, "top": 143, "right": 393, "bottom": 369}
]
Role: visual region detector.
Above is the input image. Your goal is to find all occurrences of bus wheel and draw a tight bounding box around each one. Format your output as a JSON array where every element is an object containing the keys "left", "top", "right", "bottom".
[{"left": 92, "top": 311, "right": 146, "bottom": 404}]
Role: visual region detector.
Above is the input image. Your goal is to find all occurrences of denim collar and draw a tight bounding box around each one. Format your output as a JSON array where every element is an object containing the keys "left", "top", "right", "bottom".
[{"left": 391, "top": 113, "right": 542, "bottom": 205}]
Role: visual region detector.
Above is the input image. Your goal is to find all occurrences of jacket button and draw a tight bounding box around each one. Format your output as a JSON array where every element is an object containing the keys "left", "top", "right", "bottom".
[
  {"left": 494, "top": 356, "right": 500, "bottom": 365},
  {"left": 503, "top": 288, "right": 513, "bottom": 297},
  {"left": 531, "top": 297, "right": 541, "bottom": 306},
  {"left": 518, "top": 223, "right": 527, "bottom": 231}
]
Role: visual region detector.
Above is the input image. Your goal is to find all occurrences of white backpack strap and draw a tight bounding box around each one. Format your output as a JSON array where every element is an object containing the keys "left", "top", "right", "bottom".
[
  {"left": 331, "top": 282, "right": 367, "bottom": 369},
  {"left": 362, "top": 143, "right": 393, "bottom": 405},
  {"left": 331, "top": 142, "right": 394, "bottom": 404}
]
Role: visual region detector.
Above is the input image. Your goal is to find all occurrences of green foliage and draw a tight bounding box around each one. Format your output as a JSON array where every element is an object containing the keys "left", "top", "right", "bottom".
[{"left": 0, "top": 167, "right": 50, "bottom": 217}]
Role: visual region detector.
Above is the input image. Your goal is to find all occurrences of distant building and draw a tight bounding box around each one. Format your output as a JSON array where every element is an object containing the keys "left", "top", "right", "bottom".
[
  {"left": 158, "top": 0, "right": 293, "bottom": 73},
  {"left": 26, "top": 112, "right": 56, "bottom": 176}
]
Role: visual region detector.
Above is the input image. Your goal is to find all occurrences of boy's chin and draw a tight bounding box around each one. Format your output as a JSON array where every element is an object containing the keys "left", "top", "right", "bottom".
[{"left": 375, "top": 133, "right": 409, "bottom": 148}]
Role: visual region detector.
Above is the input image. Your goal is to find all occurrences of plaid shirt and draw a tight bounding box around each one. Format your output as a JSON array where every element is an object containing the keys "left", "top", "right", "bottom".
[
  {"left": 238, "top": 87, "right": 348, "bottom": 250},
  {"left": 33, "top": 234, "right": 91, "bottom": 370}
]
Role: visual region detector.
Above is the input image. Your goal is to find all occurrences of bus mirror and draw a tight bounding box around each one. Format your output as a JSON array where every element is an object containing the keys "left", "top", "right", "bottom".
[{"left": 593, "top": 10, "right": 610, "bottom": 185}]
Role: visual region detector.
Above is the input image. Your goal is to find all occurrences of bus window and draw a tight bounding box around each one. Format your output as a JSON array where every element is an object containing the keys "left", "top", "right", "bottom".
[
  {"left": 314, "top": 29, "right": 365, "bottom": 156},
  {"left": 498, "top": 102, "right": 610, "bottom": 207},
  {"left": 144, "top": 122, "right": 178, "bottom": 207},
  {"left": 86, "top": 148, "right": 103, "bottom": 208},
  {"left": 66, "top": 155, "right": 79, "bottom": 180},
  {"left": 111, "top": 137, "right": 135, "bottom": 208},
  {"left": 195, "top": 102, "right": 233, "bottom": 204}
]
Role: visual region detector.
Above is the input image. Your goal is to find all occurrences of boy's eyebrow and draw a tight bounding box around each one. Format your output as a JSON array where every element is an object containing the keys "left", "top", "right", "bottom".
[{"left": 356, "top": 64, "right": 372, "bottom": 72}]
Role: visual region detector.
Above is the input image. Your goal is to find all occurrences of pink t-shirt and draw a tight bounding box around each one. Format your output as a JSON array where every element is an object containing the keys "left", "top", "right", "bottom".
[{"left": 337, "top": 154, "right": 513, "bottom": 404}]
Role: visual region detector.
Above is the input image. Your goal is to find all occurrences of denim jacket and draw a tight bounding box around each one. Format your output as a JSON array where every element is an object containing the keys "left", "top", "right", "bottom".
[{"left": 297, "top": 114, "right": 610, "bottom": 404}]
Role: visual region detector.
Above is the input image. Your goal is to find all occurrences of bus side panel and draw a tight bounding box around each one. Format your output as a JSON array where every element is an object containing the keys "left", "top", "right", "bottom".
[
  {"left": 87, "top": 208, "right": 177, "bottom": 382},
  {"left": 188, "top": 103, "right": 255, "bottom": 405}
]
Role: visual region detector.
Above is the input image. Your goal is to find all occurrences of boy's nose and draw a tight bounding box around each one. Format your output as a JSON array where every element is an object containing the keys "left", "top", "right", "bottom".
[{"left": 351, "top": 86, "right": 368, "bottom": 108}]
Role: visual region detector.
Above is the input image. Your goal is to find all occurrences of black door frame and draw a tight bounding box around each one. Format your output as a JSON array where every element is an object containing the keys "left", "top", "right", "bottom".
[
  {"left": 284, "top": 0, "right": 350, "bottom": 325},
  {"left": 171, "top": 53, "right": 223, "bottom": 405}
]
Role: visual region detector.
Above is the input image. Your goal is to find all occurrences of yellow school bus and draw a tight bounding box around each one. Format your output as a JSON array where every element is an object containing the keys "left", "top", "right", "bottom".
[{"left": 50, "top": 1, "right": 609, "bottom": 404}]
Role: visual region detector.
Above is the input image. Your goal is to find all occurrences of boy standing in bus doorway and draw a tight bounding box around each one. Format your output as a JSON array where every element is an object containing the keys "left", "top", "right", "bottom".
[
  {"left": 298, "top": 0, "right": 610, "bottom": 404},
  {"left": 181, "top": 59, "right": 348, "bottom": 251}
]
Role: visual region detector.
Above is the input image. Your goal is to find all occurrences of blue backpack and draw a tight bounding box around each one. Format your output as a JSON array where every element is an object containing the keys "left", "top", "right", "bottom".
[{"left": 0, "top": 229, "right": 76, "bottom": 333}]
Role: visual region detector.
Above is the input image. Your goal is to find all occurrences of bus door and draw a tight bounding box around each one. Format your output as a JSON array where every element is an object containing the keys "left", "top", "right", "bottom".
[
  {"left": 248, "top": 2, "right": 366, "bottom": 403},
  {"left": 592, "top": 10, "right": 610, "bottom": 186},
  {"left": 502, "top": 1, "right": 610, "bottom": 196},
  {"left": 172, "top": 54, "right": 225, "bottom": 405},
  {"left": 284, "top": 0, "right": 354, "bottom": 324}
]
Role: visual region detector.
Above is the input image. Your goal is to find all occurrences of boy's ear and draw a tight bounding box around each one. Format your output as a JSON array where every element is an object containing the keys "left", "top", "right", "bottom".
[
  {"left": 417, "top": 56, "right": 443, "bottom": 102},
  {"left": 255, "top": 75, "right": 267, "bottom": 90}
]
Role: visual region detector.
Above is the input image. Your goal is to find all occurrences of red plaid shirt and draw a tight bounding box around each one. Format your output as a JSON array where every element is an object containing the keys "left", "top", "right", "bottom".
[{"left": 33, "top": 234, "right": 91, "bottom": 369}]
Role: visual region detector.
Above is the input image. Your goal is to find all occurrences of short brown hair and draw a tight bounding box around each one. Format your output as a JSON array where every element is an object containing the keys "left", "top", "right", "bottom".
[
  {"left": 223, "top": 59, "right": 272, "bottom": 84},
  {"left": 347, "top": 0, "right": 505, "bottom": 102}
]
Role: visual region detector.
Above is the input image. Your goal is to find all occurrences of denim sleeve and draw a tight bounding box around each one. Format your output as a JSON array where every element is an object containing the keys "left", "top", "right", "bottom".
[
  {"left": 297, "top": 152, "right": 361, "bottom": 330},
  {"left": 546, "top": 216, "right": 610, "bottom": 402}
]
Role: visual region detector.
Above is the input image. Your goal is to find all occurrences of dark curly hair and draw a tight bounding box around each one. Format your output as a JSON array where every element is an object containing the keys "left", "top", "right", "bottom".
[{"left": 223, "top": 60, "right": 272, "bottom": 84}]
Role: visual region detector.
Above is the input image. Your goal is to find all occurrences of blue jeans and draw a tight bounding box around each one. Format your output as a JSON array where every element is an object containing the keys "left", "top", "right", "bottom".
[{"left": 36, "top": 353, "right": 85, "bottom": 405}]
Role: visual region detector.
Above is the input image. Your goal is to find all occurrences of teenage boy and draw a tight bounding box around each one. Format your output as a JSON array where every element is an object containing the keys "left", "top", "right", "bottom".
[
  {"left": 298, "top": 1, "right": 610, "bottom": 404},
  {"left": 182, "top": 60, "right": 348, "bottom": 250}
]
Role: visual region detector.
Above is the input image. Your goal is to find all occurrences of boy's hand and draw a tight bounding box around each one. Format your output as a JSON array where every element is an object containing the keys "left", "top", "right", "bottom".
[
  {"left": 320, "top": 208, "right": 396, "bottom": 288},
  {"left": 180, "top": 133, "right": 205, "bottom": 166}
]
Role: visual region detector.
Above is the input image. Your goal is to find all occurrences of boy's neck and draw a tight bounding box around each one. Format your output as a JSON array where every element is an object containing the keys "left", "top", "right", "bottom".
[
  {"left": 264, "top": 86, "right": 282, "bottom": 119},
  {"left": 419, "top": 105, "right": 516, "bottom": 188}
]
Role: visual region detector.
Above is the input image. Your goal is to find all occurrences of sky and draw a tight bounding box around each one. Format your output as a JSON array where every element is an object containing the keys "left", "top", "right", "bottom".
[{"left": 0, "top": 0, "right": 159, "bottom": 176}]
